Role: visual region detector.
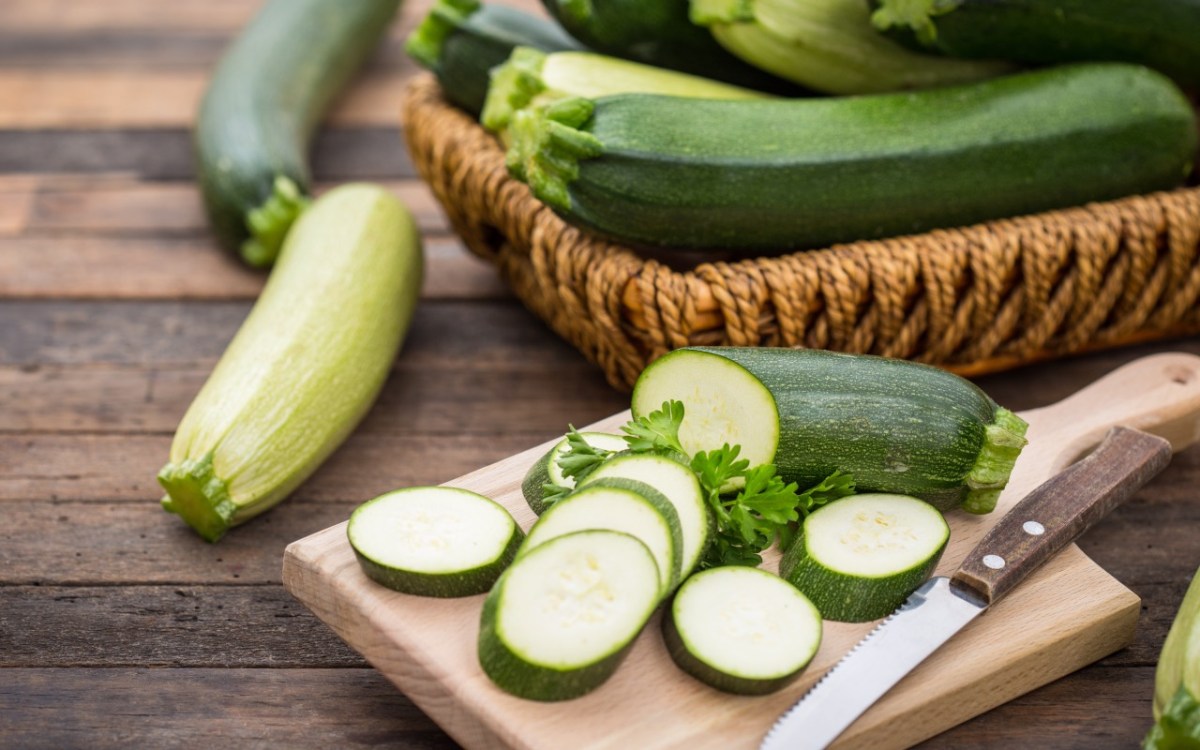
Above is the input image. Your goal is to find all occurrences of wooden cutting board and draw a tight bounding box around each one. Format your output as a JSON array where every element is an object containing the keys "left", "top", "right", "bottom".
[{"left": 283, "top": 352, "right": 1200, "bottom": 750}]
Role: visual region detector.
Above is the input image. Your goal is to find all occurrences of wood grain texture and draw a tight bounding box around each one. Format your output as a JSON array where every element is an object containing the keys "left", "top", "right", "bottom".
[{"left": 284, "top": 353, "right": 1200, "bottom": 750}]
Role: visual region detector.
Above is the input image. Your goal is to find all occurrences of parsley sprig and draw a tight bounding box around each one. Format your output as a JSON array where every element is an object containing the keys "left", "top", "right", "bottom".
[{"left": 544, "top": 399, "right": 855, "bottom": 567}]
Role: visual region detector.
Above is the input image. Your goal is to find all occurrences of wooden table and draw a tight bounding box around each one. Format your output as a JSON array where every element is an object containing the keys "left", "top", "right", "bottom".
[{"left": 1, "top": 1, "right": 1197, "bottom": 747}]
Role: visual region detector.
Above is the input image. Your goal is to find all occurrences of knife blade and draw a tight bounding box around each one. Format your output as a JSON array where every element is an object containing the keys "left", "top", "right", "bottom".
[{"left": 761, "top": 426, "right": 1173, "bottom": 750}]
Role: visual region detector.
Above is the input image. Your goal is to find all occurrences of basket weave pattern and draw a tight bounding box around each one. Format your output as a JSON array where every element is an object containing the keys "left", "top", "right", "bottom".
[{"left": 403, "top": 74, "right": 1200, "bottom": 391}]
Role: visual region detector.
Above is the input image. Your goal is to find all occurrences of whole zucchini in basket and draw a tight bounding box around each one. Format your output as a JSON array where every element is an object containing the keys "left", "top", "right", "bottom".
[
  {"left": 195, "top": 0, "right": 400, "bottom": 268},
  {"left": 870, "top": 0, "right": 1200, "bottom": 89},
  {"left": 507, "top": 64, "right": 1198, "bottom": 252}
]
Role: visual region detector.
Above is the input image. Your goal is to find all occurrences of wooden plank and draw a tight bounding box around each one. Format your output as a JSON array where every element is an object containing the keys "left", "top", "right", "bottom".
[
  {"left": 0, "top": 362, "right": 622, "bottom": 435},
  {"left": 283, "top": 353, "right": 1200, "bottom": 750},
  {"left": 0, "top": 432, "right": 540, "bottom": 504},
  {"left": 0, "top": 128, "right": 414, "bottom": 179},
  {"left": 0, "top": 235, "right": 507, "bottom": 301},
  {"left": 0, "top": 175, "right": 450, "bottom": 236},
  {"left": 0, "top": 585, "right": 363, "bottom": 667},
  {"left": 0, "top": 666, "right": 1155, "bottom": 750}
]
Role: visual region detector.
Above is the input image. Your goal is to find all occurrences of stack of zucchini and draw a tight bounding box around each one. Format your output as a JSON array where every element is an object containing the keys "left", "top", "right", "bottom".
[{"left": 409, "top": 0, "right": 1199, "bottom": 253}]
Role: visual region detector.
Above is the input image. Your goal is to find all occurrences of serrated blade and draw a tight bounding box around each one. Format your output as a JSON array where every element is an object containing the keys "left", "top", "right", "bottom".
[{"left": 760, "top": 577, "right": 985, "bottom": 750}]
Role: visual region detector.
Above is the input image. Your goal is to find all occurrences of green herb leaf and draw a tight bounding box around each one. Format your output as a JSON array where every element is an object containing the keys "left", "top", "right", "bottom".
[
  {"left": 796, "top": 470, "right": 856, "bottom": 513},
  {"left": 622, "top": 400, "right": 686, "bottom": 455},
  {"left": 540, "top": 481, "right": 571, "bottom": 510},
  {"left": 555, "top": 426, "right": 615, "bottom": 484}
]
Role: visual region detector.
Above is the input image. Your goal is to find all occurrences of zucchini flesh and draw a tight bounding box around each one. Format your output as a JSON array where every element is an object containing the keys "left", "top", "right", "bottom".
[
  {"left": 159, "top": 185, "right": 423, "bottom": 542},
  {"left": 407, "top": 0, "right": 583, "bottom": 116},
  {"left": 690, "top": 0, "right": 1012, "bottom": 95},
  {"left": 871, "top": 0, "right": 1200, "bottom": 89},
  {"left": 521, "top": 431, "right": 627, "bottom": 515},
  {"left": 481, "top": 46, "right": 766, "bottom": 135},
  {"left": 347, "top": 487, "right": 522, "bottom": 597},
  {"left": 479, "top": 529, "right": 661, "bottom": 701},
  {"left": 539, "top": 0, "right": 797, "bottom": 94},
  {"left": 1146, "top": 565, "right": 1200, "bottom": 748},
  {"left": 507, "top": 64, "right": 1198, "bottom": 251},
  {"left": 663, "top": 566, "right": 822, "bottom": 694},
  {"left": 580, "top": 452, "right": 711, "bottom": 579},
  {"left": 195, "top": 0, "right": 400, "bottom": 267},
  {"left": 780, "top": 493, "right": 949, "bottom": 622},
  {"left": 632, "top": 347, "right": 1028, "bottom": 513},
  {"left": 521, "top": 479, "right": 683, "bottom": 593}
]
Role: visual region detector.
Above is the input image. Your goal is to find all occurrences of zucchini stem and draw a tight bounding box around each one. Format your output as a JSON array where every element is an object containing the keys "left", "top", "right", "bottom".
[
  {"left": 405, "top": 0, "right": 481, "bottom": 71},
  {"left": 158, "top": 453, "right": 237, "bottom": 543},
  {"left": 241, "top": 176, "right": 309, "bottom": 268},
  {"left": 962, "top": 407, "right": 1029, "bottom": 514},
  {"left": 506, "top": 97, "right": 603, "bottom": 211},
  {"left": 870, "top": 0, "right": 964, "bottom": 46},
  {"left": 481, "top": 47, "right": 549, "bottom": 133}
]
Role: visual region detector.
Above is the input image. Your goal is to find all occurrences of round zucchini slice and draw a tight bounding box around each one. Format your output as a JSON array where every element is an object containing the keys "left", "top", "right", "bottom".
[
  {"left": 664, "top": 566, "right": 822, "bottom": 695},
  {"left": 521, "top": 431, "right": 628, "bottom": 515},
  {"left": 479, "top": 529, "right": 661, "bottom": 701},
  {"left": 347, "top": 486, "right": 522, "bottom": 597},
  {"left": 780, "top": 493, "right": 949, "bottom": 622},
  {"left": 580, "top": 452, "right": 711, "bottom": 578},
  {"left": 520, "top": 478, "right": 682, "bottom": 594}
]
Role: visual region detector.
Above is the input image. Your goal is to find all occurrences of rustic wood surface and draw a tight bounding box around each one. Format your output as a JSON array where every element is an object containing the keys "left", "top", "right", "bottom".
[{"left": 1, "top": 0, "right": 1198, "bottom": 748}]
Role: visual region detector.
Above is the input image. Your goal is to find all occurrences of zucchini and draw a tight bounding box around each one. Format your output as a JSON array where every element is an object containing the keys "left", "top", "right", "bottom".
[
  {"left": 407, "top": 0, "right": 582, "bottom": 116},
  {"left": 347, "top": 487, "right": 522, "bottom": 597},
  {"left": 1146, "top": 565, "right": 1200, "bottom": 748},
  {"left": 506, "top": 64, "right": 1198, "bottom": 251},
  {"left": 521, "top": 478, "right": 683, "bottom": 594},
  {"left": 870, "top": 0, "right": 1200, "bottom": 89},
  {"left": 159, "top": 185, "right": 423, "bottom": 542},
  {"left": 690, "top": 0, "right": 1012, "bottom": 95},
  {"left": 579, "top": 452, "right": 710, "bottom": 578},
  {"left": 779, "top": 493, "right": 949, "bottom": 622},
  {"left": 539, "top": 0, "right": 797, "bottom": 94},
  {"left": 631, "top": 347, "right": 1028, "bottom": 513},
  {"left": 195, "top": 0, "right": 400, "bottom": 268},
  {"left": 479, "top": 529, "right": 661, "bottom": 701},
  {"left": 663, "top": 567, "right": 822, "bottom": 694},
  {"left": 521, "top": 431, "right": 627, "bottom": 515},
  {"left": 481, "top": 46, "right": 766, "bottom": 135}
]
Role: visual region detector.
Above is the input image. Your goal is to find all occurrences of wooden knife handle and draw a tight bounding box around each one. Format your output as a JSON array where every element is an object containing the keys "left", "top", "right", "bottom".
[{"left": 951, "top": 427, "right": 1172, "bottom": 606}]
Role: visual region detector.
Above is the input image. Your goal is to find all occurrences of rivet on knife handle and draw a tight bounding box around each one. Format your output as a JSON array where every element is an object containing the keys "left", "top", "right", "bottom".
[{"left": 951, "top": 426, "right": 1172, "bottom": 606}]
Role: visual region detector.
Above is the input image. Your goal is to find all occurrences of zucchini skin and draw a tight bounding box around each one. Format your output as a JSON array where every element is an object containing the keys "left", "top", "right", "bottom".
[
  {"left": 539, "top": 0, "right": 799, "bottom": 94},
  {"left": 408, "top": 0, "right": 583, "bottom": 116},
  {"left": 159, "top": 185, "right": 423, "bottom": 542},
  {"left": 508, "top": 64, "right": 1198, "bottom": 251},
  {"left": 871, "top": 0, "right": 1200, "bottom": 89},
  {"left": 668, "top": 347, "right": 1027, "bottom": 512},
  {"left": 195, "top": 0, "right": 400, "bottom": 268},
  {"left": 352, "top": 526, "right": 523, "bottom": 598}
]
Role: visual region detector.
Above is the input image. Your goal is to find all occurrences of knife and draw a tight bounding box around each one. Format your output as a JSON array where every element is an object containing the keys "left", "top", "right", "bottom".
[{"left": 760, "top": 425, "right": 1173, "bottom": 750}]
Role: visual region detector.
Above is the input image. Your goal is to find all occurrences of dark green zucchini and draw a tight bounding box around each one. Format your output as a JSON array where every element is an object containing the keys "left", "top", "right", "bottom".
[
  {"left": 631, "top": 347, "right": 1029, "bottom": 513},
  {"left": 194, "top": 0, "right": 400, "bottom": 268},
  {"left": 507, "top": 64, "right": 1197, "bottom": 251},
  {"left": 539, "top": 0, "right": 799, "bottom": 94},
  {"left": 870, "top": 0, "right": 1200, "bottom": 89},
  {"left": 407, "top": 0, "right": 582, "bottom": 116}
]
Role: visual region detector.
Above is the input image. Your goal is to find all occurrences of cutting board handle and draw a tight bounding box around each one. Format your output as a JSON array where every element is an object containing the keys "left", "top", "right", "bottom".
[{"left": 1020, "top": 352, "right": 1200, "bottom": 474}]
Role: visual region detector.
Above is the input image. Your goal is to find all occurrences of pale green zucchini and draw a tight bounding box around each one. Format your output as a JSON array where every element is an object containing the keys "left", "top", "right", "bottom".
[
  {"left": 1146, "top": 564, "right": 1200, "bottom": 748},
  {"left": 159, "top": 185, "right": 423, "bottom": 542}
]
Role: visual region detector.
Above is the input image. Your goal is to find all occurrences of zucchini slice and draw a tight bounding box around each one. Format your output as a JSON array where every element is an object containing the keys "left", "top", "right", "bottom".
[
  {"left": 580, "top": 453, "right": 711, "bottom": 578},
  {"left": 632, "top": 347, "right": 1028, "bottom": 513},
  {"left": 521, "top": 478, "right": 683, "bottom": 594},
  {"left": 521, "top": 431, "right": 627, "bottom": 515},
  {"left": 479, "top": 529, "right": 662, "bottom": 701},
  {"left": 663, "top": 567, "right": 822, "bottom": 695},
  {"left": 347, "top": 487, "right": 522, "bottom": 597},
  {"left": 780, "top": 493, "right": 949, "bottom": 622}
]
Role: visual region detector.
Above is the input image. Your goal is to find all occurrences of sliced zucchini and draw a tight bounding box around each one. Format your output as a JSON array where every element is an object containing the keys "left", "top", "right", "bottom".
[
  {"left": 479, "top": 529, "right": 661, "bottom": 701},
  {"left": 780, "top": 493, "right": 949, "bottom": 622},
  {"left": 521, "top": 478, "right": 683, "bottom": 594},
  {"left": 663, "top": 566, "right": 822, "bottom": 695},
  {"left": 521, "top": 431, "right": 627, "bottom": 515},
  {"left": 580, "top": 452, "right": 711, "bottom": 578},
  {"left": 347, "top": 487, "right": 522, "bottom": 597}
]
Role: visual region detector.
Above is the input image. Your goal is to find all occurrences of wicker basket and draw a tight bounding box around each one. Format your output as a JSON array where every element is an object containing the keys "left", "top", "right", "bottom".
[{"left": 403, "top": 73, "right": 1200, "bottom": 391}]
